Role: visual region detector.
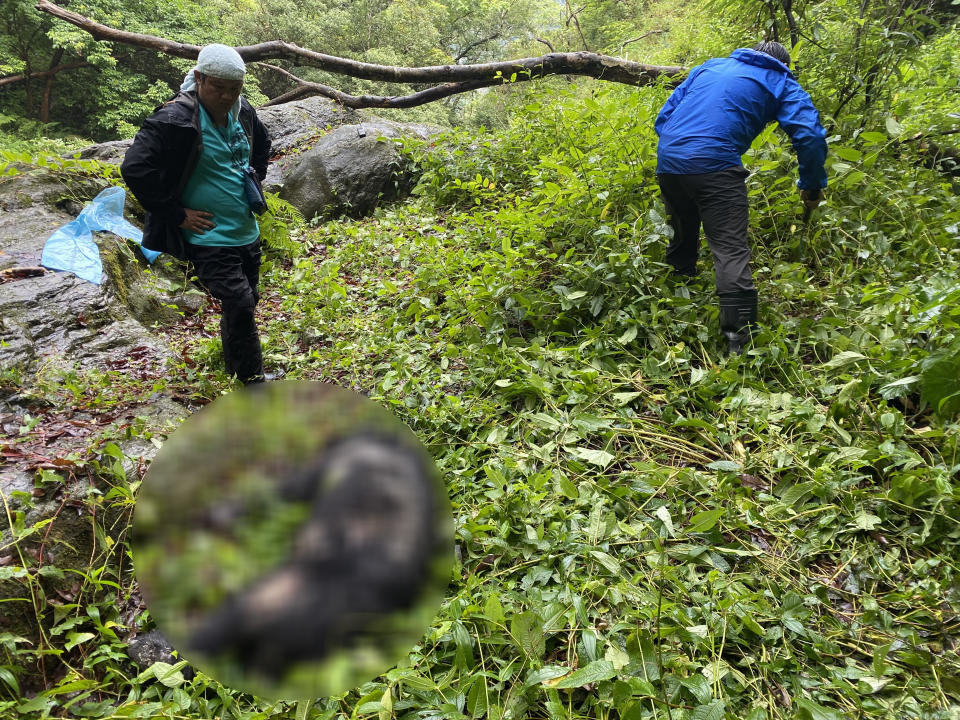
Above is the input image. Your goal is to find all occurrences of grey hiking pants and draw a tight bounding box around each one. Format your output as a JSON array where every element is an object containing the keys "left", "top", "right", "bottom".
[{"left": 657, "top": 166, "right": 755, "bottom": 294}]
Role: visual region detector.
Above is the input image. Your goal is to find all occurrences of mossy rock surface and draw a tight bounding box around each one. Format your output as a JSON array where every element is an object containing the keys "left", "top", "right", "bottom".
[{"left": 0, "top": 168, "right": 192, "bottom": 686}]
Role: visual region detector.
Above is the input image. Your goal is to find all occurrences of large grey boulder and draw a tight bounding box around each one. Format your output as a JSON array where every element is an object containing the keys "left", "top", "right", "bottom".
[
  {"left": 254, "top": 95, "right": 361, "bottom": 156},
  {"left": 72, "top": 139, "right": 133, "bottom": 164},
  {"left": 275, "top": 119, "right": 441, "bottom": 221}
]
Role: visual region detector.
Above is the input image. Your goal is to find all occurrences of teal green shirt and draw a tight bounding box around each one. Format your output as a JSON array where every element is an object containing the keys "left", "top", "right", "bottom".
[{"left": 181, "top": 106, "right": 259, "bottom": 247}]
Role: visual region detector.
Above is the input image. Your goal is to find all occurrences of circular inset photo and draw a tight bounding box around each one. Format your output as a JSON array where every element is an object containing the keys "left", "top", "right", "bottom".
[{"left": 132, "top": 381, "right": 454, "bottom": 700}]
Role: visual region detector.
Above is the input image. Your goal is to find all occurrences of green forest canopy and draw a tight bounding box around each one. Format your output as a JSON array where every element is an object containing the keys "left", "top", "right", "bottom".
[{"left": 1, "top": 0, "right": 958, "bottom": 140}]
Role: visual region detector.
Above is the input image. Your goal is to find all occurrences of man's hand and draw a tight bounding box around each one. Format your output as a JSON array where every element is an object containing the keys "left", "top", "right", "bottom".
[
  {"left": 180, "top": 208, "right": 216, "bottom": 233},
  {"left": 800, "top": 188, "right": 825, "bottom": 210}
]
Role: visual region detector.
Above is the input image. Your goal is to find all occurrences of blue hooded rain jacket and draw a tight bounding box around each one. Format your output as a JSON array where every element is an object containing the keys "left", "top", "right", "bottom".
[{"left": 655, "top": 48, "right": 827, "bottom": 191}]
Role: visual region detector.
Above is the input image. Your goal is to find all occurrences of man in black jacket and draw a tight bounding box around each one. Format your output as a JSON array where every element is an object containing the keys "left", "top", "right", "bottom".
[{"left": 122, "top": 44, "right": 271, "bottom": 384}]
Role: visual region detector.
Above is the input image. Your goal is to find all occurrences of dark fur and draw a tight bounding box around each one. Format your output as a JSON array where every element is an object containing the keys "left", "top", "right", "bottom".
[{"left": 188, "top": 432, "right": 441, "bottom": 679}]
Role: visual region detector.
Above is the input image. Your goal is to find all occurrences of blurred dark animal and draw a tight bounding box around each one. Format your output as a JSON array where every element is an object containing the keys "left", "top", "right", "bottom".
[{"left": 187, "top": 432, "right": 442, "bottom": 679}]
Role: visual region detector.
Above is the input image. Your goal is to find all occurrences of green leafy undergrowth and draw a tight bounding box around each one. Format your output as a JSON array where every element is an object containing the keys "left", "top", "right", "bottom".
[
  {"left": 243, "top": 85, "right": 960, "bottom": 719},
  {"left": 4, "top": 84, "right": 959, "bottom": 719}
]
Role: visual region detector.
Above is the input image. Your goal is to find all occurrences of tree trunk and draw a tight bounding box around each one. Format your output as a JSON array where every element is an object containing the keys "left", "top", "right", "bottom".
[
  {"left": 39, "top": 48, "right": 64, "bottom": 124},
  {"left": 780, "top": 0, "right": 799, "bottom": 48}
]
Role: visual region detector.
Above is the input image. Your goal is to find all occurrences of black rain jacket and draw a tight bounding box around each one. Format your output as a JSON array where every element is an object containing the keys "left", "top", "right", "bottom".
[{"left": 120, "top": 91, "right": 271, "bottom": 260}]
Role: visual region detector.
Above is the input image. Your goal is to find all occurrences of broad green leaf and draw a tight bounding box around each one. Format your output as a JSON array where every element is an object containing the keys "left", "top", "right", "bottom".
[
  {"left": 691, "top": 700, "right": 726, "bottom": 720},
  {"left": 824, "top": 351, "right": 867, "bottom": 368},
  {"left": 706, "top": 460, "right": 741, "bottom": 472},
  {"left": 0, "top": 667, "right": 18, "bottom": 695},
  {"left": 547, "top": 660, "right": 616, "bottom": 689},
  {"left": 379, "top": 687, "right": 393, "bottom": 720},
  {"left": 832, "top": 146, "right": 862, "bottom": 162},
  {"left": 526, "top": 666, "right": 569, "bottom": 686},
  {"left": 571, "top": 414, "right": 612, "bottom": 431},
  {"left": 896, "top": 649, "right": 933, "bottom": 667},
  {"left": 782, "top": 617, "right": 807, "bottom": 635},
  {"left": 741, "top": 613, "right": 765, "bottom": 636},
  {"left": 604, "top": 645, "right": 630, "bottom": 671},
  {"left": 296, "top": 700, "right": 314, "bottom": 720},
  {"left": 568, "top": 447, "right": 615, "bottom": 468},
  {"left": 467, "top": 676, "right": 488, "bottom": 718},
  {"left": 885, "top": 117, "right": 903, "bottom": 136},
  {"left": 655, "top": 506, "right": 675, "bottom": 536},
  {"left": 556, "top": 473, "right": 579, "bottom": 500},
  {"left": 921, "top": 351, "right": 960, "bottom": 417},
  {"left": 530, "top": 412, "right": 563, "bottom": 430},
  {"left": 780, "top": 481, "right": 816, "bottom": 507},
  {"left": 589, "top": 550, "right": 621, "bottom": 574},
  {"left": 879, "top": 376, "right": 921, "bottom": 399},
  {"left": 872, "top": 642, "right": 893, "bottom": 677},
  {"left": 857, "top": 675, "right": 890, "bottom": 693},
  {"left": 17, "top": 695, "right": 56, "bottom": 714},
  {"left": 688, "top": 508, "right": 725, "bottom": 533},
  {"left": 152, "top": 662, "right": 185, "bottom": 688},
  {"left": 399, "top": 674, "right": 436, "bottom": 691},
  {"left": 46, "top": 677, "right": 96, "bottom": 695},
  {"left": 680, "top": 674, "right": 712, "bottom": 703},
  {"left": 617, "top": 326, "right": 638, "bottom": 344},
  {"left": 796, "top": 696, "right": 846, "bottom": 720},
  {"left": 850, "top": 511, "right": 882, "bottom": 530},
  {"left": 484, "top": 593, "right": 505, "bottom": 624},
  {"left": 510, "top": 611, "right": 546, "bottom": 661},
  {"left": 64, "top": 632, "right": 95, "bottom": 651}
]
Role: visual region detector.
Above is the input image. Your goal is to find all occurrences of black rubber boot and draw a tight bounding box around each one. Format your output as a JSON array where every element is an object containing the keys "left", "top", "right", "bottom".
[{"left": 718, "top": 290, "right": 758, "bottom": 355}]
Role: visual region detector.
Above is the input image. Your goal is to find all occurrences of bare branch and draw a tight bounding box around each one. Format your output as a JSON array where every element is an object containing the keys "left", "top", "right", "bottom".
[
  {"left": 535, "top": 37, "right": 555, "bottom": 53},
  {"left": 257, "top": 62, "right": 511, "bottom": 109},
  {"left": 0, "top": 60, "right": 91, "bottom": 88},
  {"left": 564, "top": 0, "right": 590, "bottom": 52},
  {"left": 618, "top": 30, "right": 667, "bottom": 55},
  {"left": 453, "top": 33, "right": 501, "bottom": 63}
]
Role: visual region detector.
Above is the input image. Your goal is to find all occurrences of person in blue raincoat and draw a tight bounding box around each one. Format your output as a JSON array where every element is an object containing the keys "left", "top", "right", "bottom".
[{"left": 654, "top": 41, "right": 827, "bottom": 354}]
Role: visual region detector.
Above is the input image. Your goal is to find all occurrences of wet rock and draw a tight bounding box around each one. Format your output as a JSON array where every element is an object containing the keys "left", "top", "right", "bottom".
[
  {"left": 0, "top": 167, "right": 192, "bottom": 660},
  {"left": 276, "top": 119, "right": 441, "bottom": 221},
  {"left": 69, "top": 139, "right": 133, "bottom": 165},
  {"left": 127, "top": 630, "right": 194, "bottom": 678},
  {"left": 255, "top": 95, "right": 361, "bottom": 156},
  {"left": 0, "top": 167, "right": 110, "bottom": 214}
]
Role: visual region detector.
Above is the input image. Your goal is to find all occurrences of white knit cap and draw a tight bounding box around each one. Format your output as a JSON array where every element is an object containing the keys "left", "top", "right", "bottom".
[{"left": 195, "top": 44, "right": 246, "bottom": 80}]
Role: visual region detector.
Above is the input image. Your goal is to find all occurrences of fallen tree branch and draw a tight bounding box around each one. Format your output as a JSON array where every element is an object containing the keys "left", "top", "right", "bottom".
[
  {"left": 0, "top": 60, "right": 91, "bottom": 88},
  {"left": 35, "top": 0, "right": 685, "bottom": 109},
  {"left": 257, "top": 62, "right": 502, "bottom": 109}
]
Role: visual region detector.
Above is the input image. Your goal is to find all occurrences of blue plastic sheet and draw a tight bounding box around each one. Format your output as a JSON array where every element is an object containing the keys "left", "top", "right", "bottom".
[{"left": 40, "top": 186, "right": 161, "bottom": 285}]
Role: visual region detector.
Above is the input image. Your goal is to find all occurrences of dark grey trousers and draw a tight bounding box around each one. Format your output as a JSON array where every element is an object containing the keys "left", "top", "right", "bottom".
[
  {"left": 657, "top": 166, "right": 754, "bottom": 294},
  {"left": 186, "top": 239, "right": 264, "bottom": 384}
]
